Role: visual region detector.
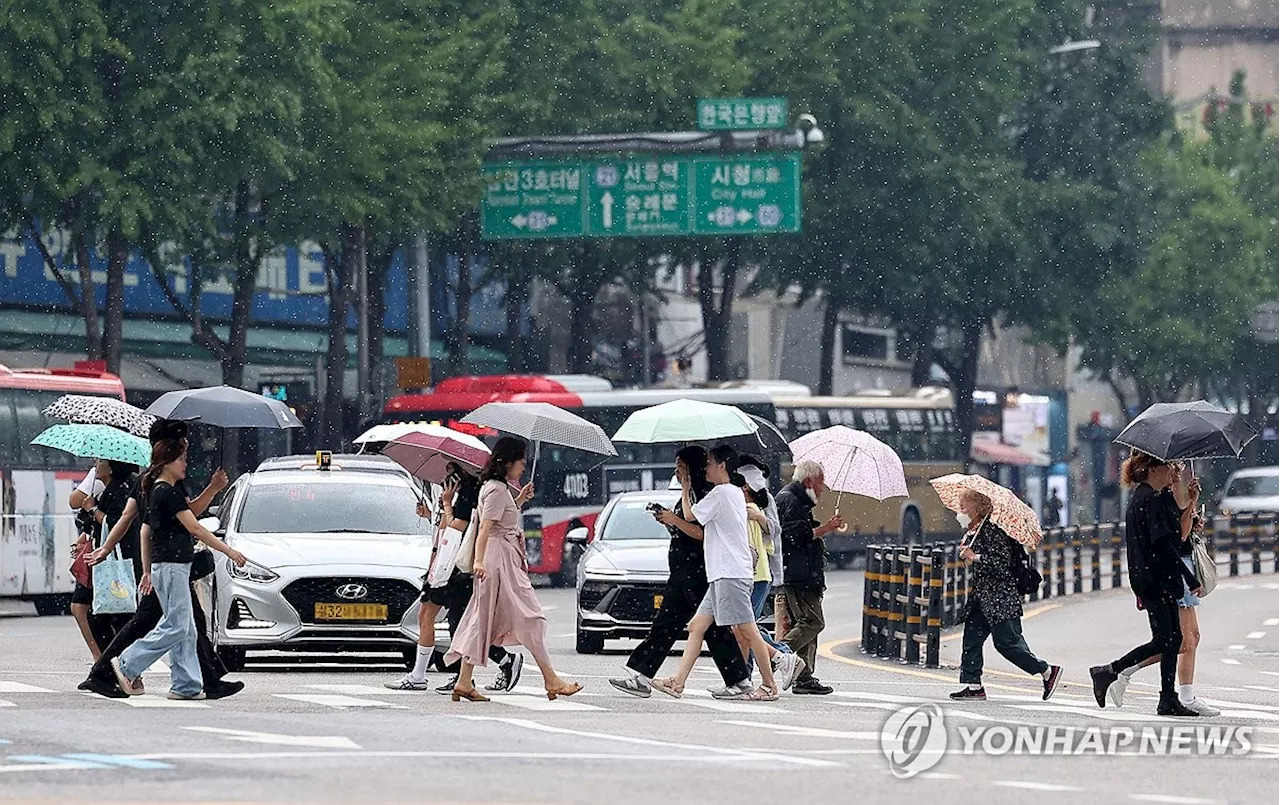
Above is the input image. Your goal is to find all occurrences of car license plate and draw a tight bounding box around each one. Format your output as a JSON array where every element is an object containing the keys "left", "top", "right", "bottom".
[
  {"left": 314, "top": 602, "right": 387, "bottom": 621},
  {"left": 653, "top": 594, "right": 663, "bottom": 609}
]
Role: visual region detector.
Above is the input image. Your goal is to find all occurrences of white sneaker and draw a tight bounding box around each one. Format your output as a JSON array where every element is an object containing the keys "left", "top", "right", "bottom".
[
  {"left": 384, "top": 676, "right": 430, "bottom": 691},
  {"left": 771, "top": 652, "right": 805, "bottom": 691},
  {"left": 708, "top": 681, "right": 754, "bottom": 700},
  {"left": 1182, "top": 698, "right": 1221, "bottom": 717},
  {"left": 1108, "top": 673, "right": 1130, "bottom": 708}
]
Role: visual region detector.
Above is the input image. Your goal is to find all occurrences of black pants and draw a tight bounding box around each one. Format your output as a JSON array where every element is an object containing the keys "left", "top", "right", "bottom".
[
  {"left": 442, "top": 570, "right": 509, "bottom": 671},
  {"left": 1111, "top": 593, "right": 1182, "bottom": 695},
  {"left": 959, "top": 603, "right": 1048, "bottom": 684},
  {"left": 89, "top": 583, "right": 226, "bottom": 685},
  {"left": 626, "top": 573, "right": 750, "bottom": 686}
]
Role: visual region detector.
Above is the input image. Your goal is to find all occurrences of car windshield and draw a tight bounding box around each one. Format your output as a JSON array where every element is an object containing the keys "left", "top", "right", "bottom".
[
  {"left": 1226, "top": 474, "right": 1279, "bottom": 498},
  {"left": 236, "top": 479, "right": 431, "bottom": 535},
  {"left": 600, "top": 497, "right": 680, "bottom": 540}
]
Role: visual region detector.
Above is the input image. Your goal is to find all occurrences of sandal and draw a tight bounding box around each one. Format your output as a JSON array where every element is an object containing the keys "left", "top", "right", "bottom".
[
  {"left": 650, "top": 677, "right": 684, "bottom": 699},
  {"left": 745, "top": 685, "right": 779, "bottom": 701},
  {"left": 545, "top": 680, "right": 583, "bottom": 700},
  {"left": 450, "top": 685, "right": 490, "bottom": 702}
]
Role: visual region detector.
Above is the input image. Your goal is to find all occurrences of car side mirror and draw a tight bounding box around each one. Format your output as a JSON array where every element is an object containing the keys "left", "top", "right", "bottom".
[
  {"left": 566, "top": 526, "right": 589, "bottom": 544},
  {"left": 198, "top": 516, "right": 223, "bottom": 537},
  {"left": 207, "top": 504, "right": 220, "bottom": 519}
]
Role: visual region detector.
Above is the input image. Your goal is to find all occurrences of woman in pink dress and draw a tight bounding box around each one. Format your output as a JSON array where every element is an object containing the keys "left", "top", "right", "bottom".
[{"left": 445, "top": 437, "right": 582, "bottom": 702}]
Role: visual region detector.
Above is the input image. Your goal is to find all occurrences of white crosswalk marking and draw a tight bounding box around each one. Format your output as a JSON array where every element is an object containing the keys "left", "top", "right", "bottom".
[
  {"left": 0, "top": 682, "right": 54, "bottom": 693},
  {"left": 994, "top": 780, "right": 1084, "bottom": 793},
  {"left": 113, "top": 696, "right": 211, "bottom": 709},
  {"left": 0, "top": 700, "right": 13, "bottom": 708},
  {"left": 305, "top": 684, "right": 423, "bottom": 697},
  {"left": 716, "top": 720, "right": 880, "bottom": 740},
  {"left": 653, "top": 697, "right": 784, "bottom": 714},
  {"left": 1246, "top": 632, "right": 1266, "bottom": 639},
  {"left": 1265, "top": 618, "right": 1279, "bottom": 627},
  {"left": 1222, "top": 659, "right": 1243, "bottom": 665},
  {"left": 273, "top": 694, "right": 407, "bottom": 709},
  {"left": 488, "top": 694, "right": 604, "bottom": 712}
]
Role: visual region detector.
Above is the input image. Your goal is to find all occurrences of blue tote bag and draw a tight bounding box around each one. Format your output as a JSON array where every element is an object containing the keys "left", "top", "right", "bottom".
[{"left": 92, "top": 524, "right": 138, "bottom": 615}]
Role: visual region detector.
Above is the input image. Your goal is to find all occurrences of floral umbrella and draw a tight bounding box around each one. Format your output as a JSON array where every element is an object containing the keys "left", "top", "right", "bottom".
[{"left": 929, "top": 473, "right": 1043, "bottom": 548}]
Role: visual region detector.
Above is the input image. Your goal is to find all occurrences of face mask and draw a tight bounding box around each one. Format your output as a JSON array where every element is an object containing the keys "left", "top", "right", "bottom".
[
  {"left": 805, "top": 486, "right": 818, "bottom": 503},
  {"left": 956, "top": 512, "right": 973, "bottom": 530}
]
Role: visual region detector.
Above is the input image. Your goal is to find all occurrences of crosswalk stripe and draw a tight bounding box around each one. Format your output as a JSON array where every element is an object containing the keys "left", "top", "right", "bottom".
[
  {"left": 59, "top": 753, "right": 174, "bottom": 769},
  {"left": 0, "top": 682, "right": 55, "bottom": 693},
  {"left": 6, "top": 755, "right": 113, "bottom": 770},
  {"left": 273, "top": 694, "right": 407, "bottom": 709},
  {"left": 0, "top": 700, "right": 14, "bottom": 708},
  {"left": 717, "top": 720, "right": 880, "bottom": 740},
  {"left": 114, "top": 696, "right": 211, "bottom": 709},
  {"left": 305, "top": 684, "right": 423, "bottom": 697},
  {"left": 654, "top": 697, "right": 784, "bottom": 714},
  {"left": 489, "top": 695, "right": 605, "bottom": 712}
]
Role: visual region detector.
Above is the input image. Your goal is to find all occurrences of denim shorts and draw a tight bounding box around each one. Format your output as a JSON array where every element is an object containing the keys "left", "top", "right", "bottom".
[{"left": 1178, "top": 557, "right": 1200, "bottom": 608}]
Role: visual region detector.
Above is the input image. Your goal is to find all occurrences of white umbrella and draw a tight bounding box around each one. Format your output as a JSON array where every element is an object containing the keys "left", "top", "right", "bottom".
[
  {"left": 789, "top": 425, "right": 907, "bottom": 533},
  {"left": 461, "top": 402, "right": 616, "bottom": 478}
]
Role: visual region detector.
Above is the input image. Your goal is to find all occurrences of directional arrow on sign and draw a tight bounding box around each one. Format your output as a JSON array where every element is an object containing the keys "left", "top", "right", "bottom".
[
  {"left": 601, "top": 192, "right": 615, "bottom": 229},
  {"left": 184, "top": 726, "right": 361, "bottom": 750},
  {"left": 736, "top": 209, "right": 753, "bottom": 224},
  {"left": 511, "top": 214, "right": 528, "bottom": 229}
]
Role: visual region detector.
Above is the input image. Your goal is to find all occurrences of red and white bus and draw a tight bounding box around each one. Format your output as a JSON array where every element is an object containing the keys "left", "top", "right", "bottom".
[
  {"left": 0, "top": 363, "right": 128, "bottom": 613},
  {"left": 378, "top": 375, "right": 776, "bottom": 585}
]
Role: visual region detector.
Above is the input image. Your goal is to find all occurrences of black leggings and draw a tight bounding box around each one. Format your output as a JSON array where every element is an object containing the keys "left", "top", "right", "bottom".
[{"left": 1111, "top": 594, "right": 1182, "bottom": 695}]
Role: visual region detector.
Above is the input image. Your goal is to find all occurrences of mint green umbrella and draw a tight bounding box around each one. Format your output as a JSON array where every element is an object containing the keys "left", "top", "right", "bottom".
[
  {"left": 32, "top": 424, "right": 151, "bottom": 467},
  {"left": 612, "top": 399, "right": 759, "bottom": 444}
]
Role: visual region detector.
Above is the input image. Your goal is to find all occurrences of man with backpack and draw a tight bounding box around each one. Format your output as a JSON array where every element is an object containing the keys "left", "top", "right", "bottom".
[{"left": 950, "top": 488, "right": 1062, "bottom": 702}]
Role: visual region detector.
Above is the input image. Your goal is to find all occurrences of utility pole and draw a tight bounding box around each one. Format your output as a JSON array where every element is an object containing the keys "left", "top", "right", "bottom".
[
  {"left": 356, "top": 227, "right": 370, "bottom": 417},
  {"left": 413, "top": 235, "right": 432, "bottom": 361}
]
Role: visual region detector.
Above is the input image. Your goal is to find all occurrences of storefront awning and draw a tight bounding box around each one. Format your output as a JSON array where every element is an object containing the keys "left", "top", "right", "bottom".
[{"left": 970, "top": 439, "right": 1049, "bottom": 467}]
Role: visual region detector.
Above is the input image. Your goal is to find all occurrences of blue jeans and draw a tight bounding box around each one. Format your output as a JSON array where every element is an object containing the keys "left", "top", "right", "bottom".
[
  {"left": 746, "top": 580, "right": 790, "bottom": 673},
  {"left": 119, "top": 562, "right": 203, "bottom": 696}
]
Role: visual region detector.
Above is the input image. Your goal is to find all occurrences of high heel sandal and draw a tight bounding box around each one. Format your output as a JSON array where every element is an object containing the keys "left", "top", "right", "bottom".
[
  {"left": 451, "top": 685, "right": 489, "bottom": 702},
  {"left": 545, "top": 681, "right": 583, "bottom": 700}
]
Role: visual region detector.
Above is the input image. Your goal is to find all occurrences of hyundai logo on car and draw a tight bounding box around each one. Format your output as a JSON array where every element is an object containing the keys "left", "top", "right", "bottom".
[{"left": 336, "top": 583, "right": 369, "bottom": 600}]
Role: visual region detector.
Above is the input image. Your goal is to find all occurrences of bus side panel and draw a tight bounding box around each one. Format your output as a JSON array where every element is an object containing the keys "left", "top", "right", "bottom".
[{"left": 0, "top": 470, "right": 77, "bottom": 598}]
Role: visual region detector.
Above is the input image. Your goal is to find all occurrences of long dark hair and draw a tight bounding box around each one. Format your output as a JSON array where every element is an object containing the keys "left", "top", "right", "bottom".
[
  {"left": 141, "top": 438, "right": 185, "bottom": 495},
  {"left": 676, "top": 445, "right": 713, "bottom": 500},
  {"left": 482, "top": 436, "right": 527, "bottom": 483}
]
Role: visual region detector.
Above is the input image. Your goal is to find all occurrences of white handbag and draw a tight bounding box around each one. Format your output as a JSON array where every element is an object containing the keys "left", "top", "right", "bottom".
[
  {"left": 1191, "top": 534, "right": 1217, "bottom": 597},
  {"left": 427, "top": 522, "right": 465, "bottom": 588},
  {"left": 453, "top": 513, "right": 480, "bottom": 575}
]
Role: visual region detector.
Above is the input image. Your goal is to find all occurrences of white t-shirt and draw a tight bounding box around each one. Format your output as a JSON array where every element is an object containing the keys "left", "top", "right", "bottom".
[
  {"left": 77, "top": 467, "right": 105, "bottom": 499},
  {"left": 691, "top": 483, "right": 753, "bottom": 582}
]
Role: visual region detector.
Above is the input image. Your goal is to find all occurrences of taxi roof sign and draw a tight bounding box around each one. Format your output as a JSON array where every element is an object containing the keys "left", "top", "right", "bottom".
[{"left": 316, "top": 450, "right": 332, "bottom": 470}]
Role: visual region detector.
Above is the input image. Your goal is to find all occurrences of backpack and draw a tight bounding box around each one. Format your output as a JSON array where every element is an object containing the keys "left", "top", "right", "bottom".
[{"left": 1010, "top": 540, "right": 1042, "bottom": 596}]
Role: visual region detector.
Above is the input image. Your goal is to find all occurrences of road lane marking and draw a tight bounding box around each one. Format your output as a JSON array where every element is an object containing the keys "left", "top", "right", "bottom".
[
  {"left": 0, "top": 701, "right": 13, "bottom": 708},
  {"left": 654, "top": 697, "right": 784, "bottom": 714},
  {"left": 1247, "top": 632, "right": 1266, "bottom": 639},
  {"left": 716, "top": 720, "right": 879, "bottom": 740},
  {"left": 0, "top": 682, "right": 54, "bottom": 693},
  {"left": 1128, "top": 795, "right": 1223, "bottom": 805},
  {"left": 59, "top": 753, "right": 173, "bottom": 769},
  {"left": 184, "top": 727, "right": 361, "bottom": 749},
  {"left": 101, "top": 695, "right": 210, "bottom": 709},
  {"left": 1221, "top": 659, "right": 1242, "bottom": 666},
  {"left": 273, "top": 694, "right": 407, "bottom": 709},
  {"left": 1228, "top": 645, "right": 1245, "bottom": 650},
  {"left": 992, "top": 780, "right": 1084, "bottom": 792},
  {"left": 304, "top": 684, "right": 424, "bottom": 697},
  {"left": 452, "top": 715, "right": 839, "bottom": 767},
  {"left": 488, "top": 694, "right": 605, "bottom": 712},
  {"left": 2, "top": 756, "right": 113, "bottom": 772},
  {"left": 1265, "top": 619, "right": 1279, "bottom": 627},
  {"left": 130, "top": 749, "right": 769, "bottom": 764}
]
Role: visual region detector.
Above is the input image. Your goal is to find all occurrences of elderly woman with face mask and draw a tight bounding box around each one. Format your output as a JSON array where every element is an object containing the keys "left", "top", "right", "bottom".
[{"left": 951, "top": 488, "right": 1062, "bottom": 702}]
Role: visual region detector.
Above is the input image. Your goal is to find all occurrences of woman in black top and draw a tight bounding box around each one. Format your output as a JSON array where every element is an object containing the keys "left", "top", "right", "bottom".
[
  {"left": 70, "top": 459, "right": 136, "bottom": 659},
  {"left": 608, "top": 446, "right": 751, "bottom": 699},
  {"left": 1091, "top": 452, "right": 1204, "bottom": 717},
  {"left": 110, "top": 439, "right": 247, "bottom": 700},
  {"left": 387, "top": 464, "right": 520, "bottom": 693}
]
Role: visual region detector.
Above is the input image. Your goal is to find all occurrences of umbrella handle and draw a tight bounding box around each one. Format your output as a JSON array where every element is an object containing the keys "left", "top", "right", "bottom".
[
  {"left": 530, "top": 441, "right": 541, "bottom": 482},
  {"left": 833, "top": 446, "right": 857, "bottom": 533}
]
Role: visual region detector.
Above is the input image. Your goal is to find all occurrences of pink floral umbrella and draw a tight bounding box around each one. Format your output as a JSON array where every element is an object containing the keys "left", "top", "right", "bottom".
[
  {"left": 929, "top": 473, "right": 1043, "bottom": 548},
  {"left": 383, "top": 427, "right": 491, "bottom": 484}
]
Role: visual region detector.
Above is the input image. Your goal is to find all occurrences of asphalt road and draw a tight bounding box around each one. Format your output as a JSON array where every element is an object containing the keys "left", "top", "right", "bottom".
[{"left": 1, "top": 567, "right": 1276, "bottom": 805}]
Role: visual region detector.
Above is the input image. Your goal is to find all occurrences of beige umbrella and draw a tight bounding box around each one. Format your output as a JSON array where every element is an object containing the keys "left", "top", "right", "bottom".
[{"left": 929, "top": 473, "right": 1043, "bottom": 548}]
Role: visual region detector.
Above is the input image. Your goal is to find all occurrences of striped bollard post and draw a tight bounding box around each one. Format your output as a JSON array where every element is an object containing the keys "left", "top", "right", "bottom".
[
  {"left": 861, "top": 543, "right": 876, "bottom": 652},
  {"left": 1229, "top": 516, "right": 1241, "bottom": 577},
  {"left": 1041, "top": 531, "right": 1054, "bottom": 599},
  {"left": 1071, "top": 526, "right": 1084, "bottom": 594},
  {"left": 1251, "top": 514, "right": 1264, "bottom": 575},
  {"left": 1091, "top": 524, "right": 1102, "bottom": 592},
  {"left": 925, "top": 546, "right": 944, "bottom": 668},
  {"left": 1055, "top": 531, "right": 1068, "bottom": 597},
  {"left": 1110, "top": 523, "right": 1124, "bottom": 588},
  {"left": 903, "top": 546, "right": 922, "bottom": 665},
  {"left": 886, "top": 548, "right": 905, "bottom": 660}
]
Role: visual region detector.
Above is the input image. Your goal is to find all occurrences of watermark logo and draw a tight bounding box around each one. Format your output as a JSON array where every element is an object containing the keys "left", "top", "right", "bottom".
[
  {"left": 880, "top": 703, "right": 947, "bottom": 779},
  {"left": 881, "top": 704, "right": 1257, "bottom": 778}
]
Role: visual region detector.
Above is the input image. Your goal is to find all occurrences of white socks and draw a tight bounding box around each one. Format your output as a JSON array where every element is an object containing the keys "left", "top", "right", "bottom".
[
  {"left": 968, "top": 683, "right": 982, "bottom": 690},
  {"left": 1180, "top": 683, "right": 1194, "bottom": 703},
  {"left": 410, "top": 645, "right": 433, "bottom": 681}
]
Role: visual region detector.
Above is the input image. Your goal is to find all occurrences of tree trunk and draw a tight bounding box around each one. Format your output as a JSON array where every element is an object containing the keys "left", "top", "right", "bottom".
[
  {"left": 818, "top": 295, "right": 840, "bottom": 395},
  {"left": 321, "top": 227, "right": 360, "bottom": 449},
  {"left": 446, "top": 252, "right": 474, "bottom": 378},
  {"left": 367, "top": 243, "right": 393, "bottom": 393},
  {"left": 73, "top": 224, "right": 102, "bottom": 360},
  {"left": 698, "top": 241, "right": 741, "bottom": 382},
  {"left": 102, "top": 230, "right": 127, "bottom": 375},
  {"left": 948, "top": 316, "right": 984, "bottom": 472}
]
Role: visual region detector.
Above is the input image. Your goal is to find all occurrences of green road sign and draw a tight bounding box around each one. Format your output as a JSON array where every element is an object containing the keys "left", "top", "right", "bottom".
[
  {"left": 481, "top": 162, "right": 586, "bottom": 239},
  {"left": 691, "top": 153, "right": 800, "bottom": 235},
  {"left": 697, "top": 97, "right": 789, "bottom": 131},
  {"left": 480, "top": 153, "right": 801, "bottom": 240}
]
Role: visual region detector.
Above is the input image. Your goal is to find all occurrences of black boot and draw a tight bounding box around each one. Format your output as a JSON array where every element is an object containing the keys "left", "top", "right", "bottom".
[
  {"left": 1089, "top": 664, "right": 1117, "bottom": 708},
  {"left": 1157, "top": 693, "right": 1201, "bottom": 717}
]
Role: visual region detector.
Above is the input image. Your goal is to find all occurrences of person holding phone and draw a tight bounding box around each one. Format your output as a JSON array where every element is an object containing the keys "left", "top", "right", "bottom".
[
  {"left": 1091, "top": 452, "right": 1205, "bottom": 717},
  {"left": 609, "top": 446, "right": 752, "bottom": 699}
]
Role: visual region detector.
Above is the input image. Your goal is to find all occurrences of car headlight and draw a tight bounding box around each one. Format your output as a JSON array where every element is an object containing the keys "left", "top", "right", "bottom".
[{"left": 227, "top": 559, "right": 279, "bottom": 583}]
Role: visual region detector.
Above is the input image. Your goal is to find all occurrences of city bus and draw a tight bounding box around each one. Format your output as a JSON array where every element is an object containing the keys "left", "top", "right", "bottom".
[
  {"left": 378, "top": 375, "right": 776, "bottom": 586},
  {"left": 0, "top": 363, "right": 128, "bottom": 613},
  {"left": 771, "top": 387, "right": 962, "bottom": 565}
]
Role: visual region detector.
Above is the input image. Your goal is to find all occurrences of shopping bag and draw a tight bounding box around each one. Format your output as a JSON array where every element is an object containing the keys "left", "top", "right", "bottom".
[
  {"left": 92, "top": 533, "right": 137, "bottom": 615},
  {"left": 427, "top": 524, "right": 465, "bottom": 588},
  {"left": 1191, "top": 534, "right": 1217, "bottom": 597},
  {"left": 70, "top": 540, "right": 92, "bottom": 587}
]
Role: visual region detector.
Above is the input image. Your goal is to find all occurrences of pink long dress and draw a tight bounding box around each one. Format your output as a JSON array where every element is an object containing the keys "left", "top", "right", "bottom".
[{"left": 445, "top": 479, "right": 548, "bottom": 667}]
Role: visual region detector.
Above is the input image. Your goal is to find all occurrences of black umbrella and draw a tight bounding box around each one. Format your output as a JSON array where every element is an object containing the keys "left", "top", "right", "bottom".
[
  {"left": 146, "top": 385, "right": 303, "bottom": 429},
  {"left": 703, "top": 414, "right": 792, "bottom": 460},
  {"left": 1114, "top": 401, "right": 1257, "bottom": 461}
]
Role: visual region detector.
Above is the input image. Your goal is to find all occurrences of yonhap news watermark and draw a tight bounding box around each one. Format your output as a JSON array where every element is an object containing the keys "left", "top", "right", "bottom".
[{"left": 880, "top": 704, "right": 1257, "bottom": 779}]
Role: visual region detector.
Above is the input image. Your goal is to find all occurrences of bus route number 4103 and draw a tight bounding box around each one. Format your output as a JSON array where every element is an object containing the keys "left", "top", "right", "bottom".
[{"left": 562, "top": 473, "right": 590, "bottom": 500}]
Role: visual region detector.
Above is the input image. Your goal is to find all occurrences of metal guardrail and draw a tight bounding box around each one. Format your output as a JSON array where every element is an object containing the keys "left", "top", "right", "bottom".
[{"left": 861, "top": 512, "right": 1280, "bottom": 669}]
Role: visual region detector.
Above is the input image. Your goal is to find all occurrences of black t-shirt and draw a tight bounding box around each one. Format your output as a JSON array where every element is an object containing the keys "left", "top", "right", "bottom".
[
  {"left": 666, "top": 490, "right": 712, "bottom": 583},
  {"left": 451, "top": 476, "right": 481, "bottom": 523},
  {"left": 147, "top": 481, "right": 195, "bottom": 564},
  {"left": 99, "top": 475, "right": 143, "bottom": 579}
]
